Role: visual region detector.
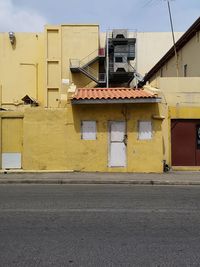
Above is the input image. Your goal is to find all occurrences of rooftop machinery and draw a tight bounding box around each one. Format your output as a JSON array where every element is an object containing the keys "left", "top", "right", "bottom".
[{"left": 105, "top": 29, "right": 136, "bottom": 87}]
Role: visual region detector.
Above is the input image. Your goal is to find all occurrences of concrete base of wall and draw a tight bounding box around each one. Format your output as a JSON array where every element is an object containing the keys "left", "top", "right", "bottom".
[{"left": 172, "top": 166, "right": 200, "bottom": 171}]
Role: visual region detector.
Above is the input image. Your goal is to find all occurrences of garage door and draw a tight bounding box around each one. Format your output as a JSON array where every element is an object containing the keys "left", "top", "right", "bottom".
[{"left": 171, "top": 120, "right": 200, "bottom": 166}]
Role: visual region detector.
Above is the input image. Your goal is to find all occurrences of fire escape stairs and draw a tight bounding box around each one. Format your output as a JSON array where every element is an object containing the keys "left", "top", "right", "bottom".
[
  {"left": 70, "top": 49, "right": 106, "bottom": 86},
  {"left": 79, "top": 66, "right": 99, "bottom": 84}
]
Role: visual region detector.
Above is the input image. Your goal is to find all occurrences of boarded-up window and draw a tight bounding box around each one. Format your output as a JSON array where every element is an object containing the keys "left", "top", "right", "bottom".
[
  {"left": 2, "top": 153, "right": 21, "bottom": 169},
  {"left": 138, "top": 121, "right": 152, "bottom": 140},
  {"left": 81, "top": 121, "right": 96, "bottom": 140}
]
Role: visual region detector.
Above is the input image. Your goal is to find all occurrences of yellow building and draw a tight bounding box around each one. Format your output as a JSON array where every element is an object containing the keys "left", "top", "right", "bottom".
[
  {"left": 21, "top": 88, "right": 162, "bottom": 172},
  {"left": 0, "top": 23, "right": 169, "bottom": 172},
  {"left": 143, "top": 17, "right": 200, "bottom": 170},
  {"left": 0, "top": 88, "right": 163, "bottom": 172}
]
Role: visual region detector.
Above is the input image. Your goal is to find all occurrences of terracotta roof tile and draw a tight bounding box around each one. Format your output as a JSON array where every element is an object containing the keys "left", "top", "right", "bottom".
[{"left": 73, "top": 88, "right": 157, "bottom": 100}]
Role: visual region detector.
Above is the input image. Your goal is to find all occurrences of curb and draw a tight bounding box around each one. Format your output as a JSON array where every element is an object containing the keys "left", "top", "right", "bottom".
[{"left": 0, "top": 179, "right": 200, "bottom": 185}]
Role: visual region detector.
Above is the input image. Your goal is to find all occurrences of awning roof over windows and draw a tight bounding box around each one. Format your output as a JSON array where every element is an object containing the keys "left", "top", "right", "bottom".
[{"left": 72, "top": 88, "right": 161, "bottom": 104}]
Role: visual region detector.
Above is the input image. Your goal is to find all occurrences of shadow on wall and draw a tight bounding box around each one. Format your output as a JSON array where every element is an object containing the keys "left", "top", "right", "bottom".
[{"left": 71, "top": 102, "right": 162, "bottom": 135}]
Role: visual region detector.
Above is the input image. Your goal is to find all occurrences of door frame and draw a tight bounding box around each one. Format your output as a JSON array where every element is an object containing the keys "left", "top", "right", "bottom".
[{"left": 108, "top": 120, "right": 127, "bottom": 167}]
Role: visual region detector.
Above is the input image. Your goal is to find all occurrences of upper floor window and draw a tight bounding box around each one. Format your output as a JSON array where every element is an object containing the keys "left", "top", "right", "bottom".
[
  {"left": 196, "top": 31, "right": 200, "bottom": 42},
  {"left": 115, "top": 57, "right": 123, "bottom": 63},
  {"left": 183, "top": 64, "right": 188, "bottom": 77}
]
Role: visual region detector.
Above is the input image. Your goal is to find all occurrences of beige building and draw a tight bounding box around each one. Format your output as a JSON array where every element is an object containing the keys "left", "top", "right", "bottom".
[
  {"left": 144, "top": 17, "right": 200, "bottom": 86},
  {"left": 135, "top": 32, "right": 183, "bottom": 77}
]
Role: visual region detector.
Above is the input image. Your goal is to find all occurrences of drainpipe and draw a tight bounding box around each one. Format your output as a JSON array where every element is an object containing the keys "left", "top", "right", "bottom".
[
  {"left": 35, "top": 63, "right": 39, "bottom": 100},
  {"left": 0, "top": 85, "right": 2, "bottom": 169},
  {"left": 106, "top": 31, "right": 109, "bottom": 88},
  {"left": 0, "top": 85, "right": 2, "bottom": 108}
]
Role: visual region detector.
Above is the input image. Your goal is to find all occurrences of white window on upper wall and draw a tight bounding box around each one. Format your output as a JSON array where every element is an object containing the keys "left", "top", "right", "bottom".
[
  {"left": 138, "top": 121, "right": 152, "bottom": 140},
  {"left": 81, "top": 121, "right": 97, "bottom": 140}
]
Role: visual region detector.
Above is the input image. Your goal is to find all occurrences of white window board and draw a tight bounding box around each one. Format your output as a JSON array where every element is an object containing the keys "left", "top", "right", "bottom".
[
  {"left": 81, "top": 121, "right": 97, "bottom": 140},
  {"left": 2, "top": 153, "right": 21, "bottom": 169},
  {"left": 138, "top": 121, "right": 152, "bottom": 140}
]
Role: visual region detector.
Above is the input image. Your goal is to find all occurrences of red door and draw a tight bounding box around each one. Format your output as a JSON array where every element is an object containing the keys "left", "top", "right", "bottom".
[
  {"left": 196, "top": 124, "right": 200, "bottom": 164},
  {"left": 171, "top": 120, "right": 200, "bottom": 166},
  {"left": 171, "top": 120, "right": 195, "bottom": 166}
]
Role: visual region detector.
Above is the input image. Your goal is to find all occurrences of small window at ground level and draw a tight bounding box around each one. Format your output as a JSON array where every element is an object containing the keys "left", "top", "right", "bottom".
[
  {"left": 81, "top": 121, "right": 97, "bottom": 140},
  {"left": 115, "top": 57, "right": 123, "bottom": 63},
  {"left": 138, "top": 121, "right": 152, "bottom": 140}
]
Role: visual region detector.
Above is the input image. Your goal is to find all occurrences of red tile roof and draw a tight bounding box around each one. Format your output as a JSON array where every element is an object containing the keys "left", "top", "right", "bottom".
[{"left": 73, "top": 88, "right": 156, "bottom": 100}]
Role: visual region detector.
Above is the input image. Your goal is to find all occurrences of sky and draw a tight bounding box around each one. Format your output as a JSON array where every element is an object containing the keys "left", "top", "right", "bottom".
[{"left": 0, "top": 0, "right": 199, "bottom": 32}]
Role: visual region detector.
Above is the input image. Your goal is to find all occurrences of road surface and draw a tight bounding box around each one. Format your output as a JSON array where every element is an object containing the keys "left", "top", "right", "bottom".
[{"left": 0, "top": 184, "right": 200, "bottom": 266}]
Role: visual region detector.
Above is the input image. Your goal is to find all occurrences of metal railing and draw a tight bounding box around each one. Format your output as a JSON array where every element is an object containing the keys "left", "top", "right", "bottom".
[
  {"left": 69, "top": 59, "right": 106, "bottom": 84},
  {"left": 70, "top": 58, "right": 106, "bottom": 84},
  {"left": 99, "top": 73, "right": 106, "bottom": 82},
  {"left": 83, "top": 65, "right": 98, "bottom": 80},
  {"left": 83, "top": 66, "right": 106, "bottom": 83},
  {"left": 79, "top": 49, "right": 98, "bottom": 67},
  {"left": 70, "top": 48, "right": 105, "bottom": 69}
]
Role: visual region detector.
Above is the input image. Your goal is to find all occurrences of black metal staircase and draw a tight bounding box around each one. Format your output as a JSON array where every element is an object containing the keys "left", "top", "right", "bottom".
[
  {"left": 70, "top": 49, "right": 106, "bottom": 86},
  {"left": 108, "top": 30, "right": 136, "bottom": 86}
]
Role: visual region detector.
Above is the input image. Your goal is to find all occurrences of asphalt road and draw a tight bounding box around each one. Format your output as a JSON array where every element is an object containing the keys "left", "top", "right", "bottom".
[{"left": 0, "top": 185, "right": 200, "bottom": 267}]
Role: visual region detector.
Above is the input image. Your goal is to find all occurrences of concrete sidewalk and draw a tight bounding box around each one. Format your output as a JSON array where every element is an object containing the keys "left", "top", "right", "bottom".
[{"left": 0, "top": 171, "right": 200, "bottom": 185}]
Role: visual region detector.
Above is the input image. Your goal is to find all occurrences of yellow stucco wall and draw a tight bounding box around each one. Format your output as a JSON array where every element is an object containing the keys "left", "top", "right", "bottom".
[
  {"left": 61, "top": 25, "right": 99, "bottom": 87},
  {"left": 159, "top": 77, "right": 200, "bottom": 107},
  {"left": 0, "top": 25, "right": 99, "bottom": 110},
  {"left": 0, "top": 25, "right": 170, "bottom": 172},
  {"left": 0, "top": 33, "right": 45, "bottom": 108},
  {"left": 150, "top": 78, "right": 200, "bottom": 167},
  {"left": 1, "top": 118, "right": 23, "bottom": 153},
  {"left": 45, "top": 24, "right": 99, "bottom": 107},
  {"left": 22, "top": 103, "right": 163, "bottom": 172}
]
